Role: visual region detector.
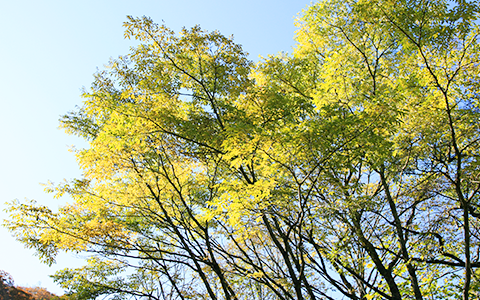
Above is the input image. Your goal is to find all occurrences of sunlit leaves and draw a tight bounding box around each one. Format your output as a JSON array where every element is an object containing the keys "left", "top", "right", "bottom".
[{"left": 4, "top": 1, "right": 480, "bottom": 299}]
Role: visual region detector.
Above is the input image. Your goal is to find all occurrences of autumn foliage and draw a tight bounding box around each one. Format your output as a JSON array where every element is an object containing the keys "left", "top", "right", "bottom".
[
  {"left": 0, "top": 271, "right": 58, "bottom": 300},
  {"left": 4, "top": 0, "right": 480, "bottom": 299}
]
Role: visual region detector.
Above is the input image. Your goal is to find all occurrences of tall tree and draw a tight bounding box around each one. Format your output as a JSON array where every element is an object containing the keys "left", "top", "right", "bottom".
[{"left": 5, "top": 0, "right": 480, "bottom": 299}]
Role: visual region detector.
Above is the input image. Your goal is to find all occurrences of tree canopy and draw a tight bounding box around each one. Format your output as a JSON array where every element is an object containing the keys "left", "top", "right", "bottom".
[{"left": 4, "top": 0, "right": 480, "bottom": 299}]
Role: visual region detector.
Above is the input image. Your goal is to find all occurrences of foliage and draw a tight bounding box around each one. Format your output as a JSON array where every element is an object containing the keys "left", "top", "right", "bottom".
[
  {"left": 0, "top": 270, "right": 62, "bottom": 300},
  {"left": 19, "top": 287, "right": 62, "bottom": 300},
  {"left": 4, "top": 0, "right": 480, "bottom": 299}
]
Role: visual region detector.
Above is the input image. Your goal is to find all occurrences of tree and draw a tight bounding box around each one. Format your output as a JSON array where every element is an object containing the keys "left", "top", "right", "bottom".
[
  {"left": 4, "top": 0, "right": 480, "bottom": 299},
  {"left": 0, "top": 270, "right": 61, "bottom": 300},
  {"left": 18, "top": 287, "right": 59, "bottom": 300},
  {"left": 0, "top": 270, "right": 30, "bottom": 300}
]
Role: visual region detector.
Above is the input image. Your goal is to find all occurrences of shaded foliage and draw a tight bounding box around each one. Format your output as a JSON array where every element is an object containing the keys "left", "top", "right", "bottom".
[{"left": 0, "top": 271, "right": 61, "bottom": 300}]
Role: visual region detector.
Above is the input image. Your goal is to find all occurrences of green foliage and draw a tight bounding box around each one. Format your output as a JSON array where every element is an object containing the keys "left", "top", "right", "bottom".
[{"left": 4, "top": 1, "right": 480, "bottom": 299}]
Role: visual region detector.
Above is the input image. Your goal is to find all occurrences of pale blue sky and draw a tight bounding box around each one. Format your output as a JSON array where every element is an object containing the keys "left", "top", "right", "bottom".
[{"left": 0, "top": 0, "right": 312, "bottom": 295}]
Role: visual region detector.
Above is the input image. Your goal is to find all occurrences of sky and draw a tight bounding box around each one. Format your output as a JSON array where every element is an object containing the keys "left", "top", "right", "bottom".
[{"left": 0, "top": 0, "right": 313, "bottom": 295}]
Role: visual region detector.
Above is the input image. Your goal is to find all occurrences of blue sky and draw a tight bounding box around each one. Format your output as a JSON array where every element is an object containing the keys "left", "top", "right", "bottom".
[{"left": 0, "top": 0, "right": 312, "bottom": 295}]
